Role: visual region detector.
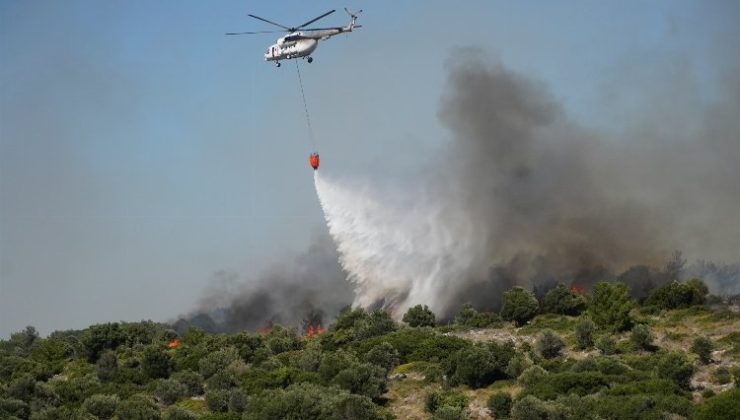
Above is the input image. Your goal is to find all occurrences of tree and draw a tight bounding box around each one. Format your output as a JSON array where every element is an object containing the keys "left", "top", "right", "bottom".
[
  {"left": 171, "top": 370, "right": 204, "bottom": 396},
  {"left": 96, "top": 350, "right": 118, "bottom": 382},
  {"left": 455, "top": 303, "right": 478, "bottom": 326},
  {"left": 542, "top": 284, "right": 586, "bottom": 315},
  {"left": 588, "top": 282, "right": 634, "bottom": 332},
  {"left": 6, "top": 326, "right": 39, "bottom": 356},
  {"left": 403, "top": 304, "right": 436, "bottom": 327},
  {"left": 574, "top": 318, "right": 595, "bottom": 349},
  {"left": 142, "top": 346, "right": 173, "bottom": 379},
  {"left": 630, "top": 324, "right": 654, "bottom": 351},
  {"left": 487, "top": 392, "right": 512, "bottom": 419},
  {"left": 448, "top": 342, "right": 514, "bottom": 388},
  {"left": 535, "top": 330, "right": 565, "bottom": 359},
  {"left": 164, "top": 406, "right": 197, "bottom": 420},
  {"left": 691, "top": 337, "right": 714, "bottom": 364},
  {"left": 153, "top": 379, "right": 187, "bottom": 405},
  {"left": 205, "top": 389, "right": 229, "bottom": 413},
  {"left": 500, "top": 287, "right": 539, "bottom": 326},
  {"left": 80, "top": 394, "right": 119, "bottom": 420},
  {"left": 82, "top": 323, "right": 125, "bottom": 362}
]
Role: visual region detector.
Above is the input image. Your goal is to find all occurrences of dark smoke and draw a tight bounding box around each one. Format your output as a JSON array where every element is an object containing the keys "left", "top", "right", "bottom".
[{"left": 175, "top": 234, "right": 352, "bottom": 333}]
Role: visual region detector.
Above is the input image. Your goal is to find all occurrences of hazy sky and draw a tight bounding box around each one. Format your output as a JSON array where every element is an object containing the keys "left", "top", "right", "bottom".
[{"left": 1, "top": 0, "right": 736, "bottom": 337}]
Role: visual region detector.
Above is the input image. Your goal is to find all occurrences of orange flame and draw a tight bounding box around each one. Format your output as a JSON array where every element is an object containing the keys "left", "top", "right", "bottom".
[
  {"left": 304, "top": 322, "right": 325, "bottom": 338},
  {"left": 570, "top": 283, "right": 586, "bottom": 295},
  {"left": 168, "top": 338, "right": 181, "bottom": 348},
  {"left": 258, "top": 320, "right": 273, "bottom": 336}
]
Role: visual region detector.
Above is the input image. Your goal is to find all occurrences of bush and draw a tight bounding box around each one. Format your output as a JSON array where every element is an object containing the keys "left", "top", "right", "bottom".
[
  {"left": 142, "top": 345, "right": 173, "bottom": 379},
  {"left": 500, "top": 287, "right": 540, "bottom": 326},
  {"left": 154, "top": 379, "right": 187, "bottom": 405},
  {"left": 364, "top": 342, "right": 399, "bottom": 375},
  {"left": 656, "top": 351, "right": 694, "bottom": 389},
  {"left": 0, "top": 398, "right": 29, "bottom": 419},
  {"left": 243, "top": 382, "right": 386, "bottom": 420},
  {"left": 447, "top": 341, "right": 514, "bottom": 388},
  {"left": 199, "top": 348, "right": 239, "bottom": 379},
  {"left": 693, "top": 389, "right": 740, "bottom": 420},
  {"left": 691, "top": 336, "right": 714, "bottom": 364},
  {"left": 574, "top": 318, "right": 595, "bottom": 349},
  {"left": 644, "top": 280, "right": 707, "bottom": 310},
  {"left": 510, "top": 395, "right": 551, "bottom": 420},
  {"left": 171, "top": 370, "right": 204, "bottom": 396},
  {"left": 431, "top": 405, "right": 469, "bottom": 420},
  {"left": 81, "top": 394, "right": 119, "bottom": 419},
  {"left": 425, "top": 391, "right": 442, "bottom": 413},
  {"left": 116, "top": 394, "right": 161, "bottom": 420},
  {"left": 165, "top": 406, "right": 198, "bottom": 420},
  {"left": 206, "top": 389, "right": 230, "bottom": 413},
  {"left": 96, "top": 350, "right": 118, "bottom": 382},
  {"left": 505, "top": 353, "right": 532, "bottom": 379},
  {"left": 630, "top": 324, "right": 654, "bottom": 351},
  {"left": 331, "top": 361, "right": 387, "bottom": 400},
  {"left": 588, "top": 282, "right": 635, "bottom": 332},
  {"left": 518, "top": 366, "right": 548, "bottom": 387},
  {"left": 82, "top": 323, "right": 126, "bottom": 362},
  {"left": 596, "top": 335, "right": 617, "bottom": 355},
  {"left": 487, "top": 392, "right": 512, "bottom": 419},
  {"left": 535, "top": 330, "right": 565, "bottom": 359},
  {"left": 228, "top": 388, "right": 247, "bottom": 413},
  {"left": 542, "top": 284, "right": 586, "bottom": 316},
  {"left": 403, "top": 304, "right": 436, "bottom": 327}
]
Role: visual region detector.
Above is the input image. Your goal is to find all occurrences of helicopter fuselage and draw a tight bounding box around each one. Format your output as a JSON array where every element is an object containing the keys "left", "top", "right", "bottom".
[{"left": 264, "top": 27, "right": 353, "bottom": 62}]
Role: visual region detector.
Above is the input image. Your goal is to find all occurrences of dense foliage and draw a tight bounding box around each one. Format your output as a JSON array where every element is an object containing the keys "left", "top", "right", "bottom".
[{"left": 1, "top": 280, "right": 738, "bottom": 419}]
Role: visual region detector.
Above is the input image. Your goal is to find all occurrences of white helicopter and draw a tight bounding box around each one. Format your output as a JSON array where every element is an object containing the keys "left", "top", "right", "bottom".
[{"left": 226, "top": 8, "right": 362, "bottom": 67}]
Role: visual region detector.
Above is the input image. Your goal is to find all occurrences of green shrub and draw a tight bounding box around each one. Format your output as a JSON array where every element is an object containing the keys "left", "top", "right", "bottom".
[
  {"left": 364, "top": 342, "right": 399, "bottom": 375},
  {"left": 228, "top": 388, "right": 247, "bottom": 413},
  {"left": 0, "top": 398, "right": 30, "bottom": 419},
  {"left": 487, "top": 392, "right": 512, "bottom": 419},
  {"left": 154, "top": 379, "right": 187, "bottom": 405},
  {"left": 630, "top": 324, "right": 654, "bottom": 351},
  {"left": 96, "top": 350, "right": 118, "bottom": 382},
  {"left": 206, "top": 389, "right": 230, "bottom": 413},
  {"left": 165, "top": 406, "right": 198, "bottom": 420},
  {"left": 656, "top": 351, "right": 694, "bottom": 389},
  {"left": 505, "top": 353, "right": 532, "bottom": 379},
  {"left": 518, "top": 366, "right": 547, "bottom": 387},
  {"left": 713, "top": 367, "right": 732, "bottom": 385},
  {"left": 535, "top": 330, "right": 565, "bottom": 359},
  {"left": 425, "top": 391, "right": 442, "bottom": 413},
  {"left": 523, "top": 371, "right": 609, "bottom": 400},
  {"left": 588, "top": 282, "right": 634, "bottom": 332},
  {"left": 171, "top": 369, "right": 204, "bottom": 396},
  {"left": 142, "top": 345, "right": 173, "bottom": 379},
  {"left": 116, "top": 394, "right": 161, "bottom": 420},
  {"left": 198, "top": 348, "right": 239, "bottom": 379},
  {"left": 82, "top": 323, "right": 126, "bottom": 362},
  {"left": 542, "top": 284, "right": 586, "bottom": 315},
  {"left": 510, "top": 395, "right": 551, "bottom": 420},
  {"left": 403, "top": 304, "right": 436, "bottom": 327},
  {"left": 596, "top": 335, "right": 617, "bottom": 355},
  {"left": 693, "top": 389, "right": 740, "bottom": 420},
  {"left": 447, "top": 341, "right": 514, "bottom": 388},
  {"left": 500, "top": 287, "right": 540, "bottom": 326},
  {"left": 691, "top": 336, "right": 714, "bottom": 364},
  {"left": 644, "top": 280, "right": 707, "bottom": 310},
  {"left": 431, "top": 405, "right": 469, "bottom": 420},
  {"left": 574, "top": 318, "right": 595, "bottom": 349},
  {"left": 80, "top": 394, "right": 119, "bottom": 419}
]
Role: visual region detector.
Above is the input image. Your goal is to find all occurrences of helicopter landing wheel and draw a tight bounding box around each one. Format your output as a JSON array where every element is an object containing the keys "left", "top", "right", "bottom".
[
  {"left": 276, "top": 62, "right": 281, "bottom": 68},
  {"left": 307, "top": 57, "right": 313, "bottom": 64}
]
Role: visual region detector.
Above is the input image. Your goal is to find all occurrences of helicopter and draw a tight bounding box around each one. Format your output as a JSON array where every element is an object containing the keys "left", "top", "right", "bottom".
[{"left": 226, "top": 8, "right": 362, "bottom": 67}]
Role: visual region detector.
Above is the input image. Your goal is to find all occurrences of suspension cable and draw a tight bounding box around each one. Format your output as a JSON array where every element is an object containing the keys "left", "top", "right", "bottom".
[{"left": 294, "top": 60, "right": 316, "bottom": 149}]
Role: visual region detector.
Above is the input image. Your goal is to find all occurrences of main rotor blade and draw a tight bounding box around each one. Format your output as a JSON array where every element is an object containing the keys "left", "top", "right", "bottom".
[
  {"left": 296, "top": 9, "right": 335, "bottom": 29},
  {"left": 300, "top": 27, "right": 341, "bottom": 32},
  {"left": 225, "top": 30, "right": 285, "bottom": 35},
  {"left": 247, "top": 14, "right": 290, "bottom": 30}
]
